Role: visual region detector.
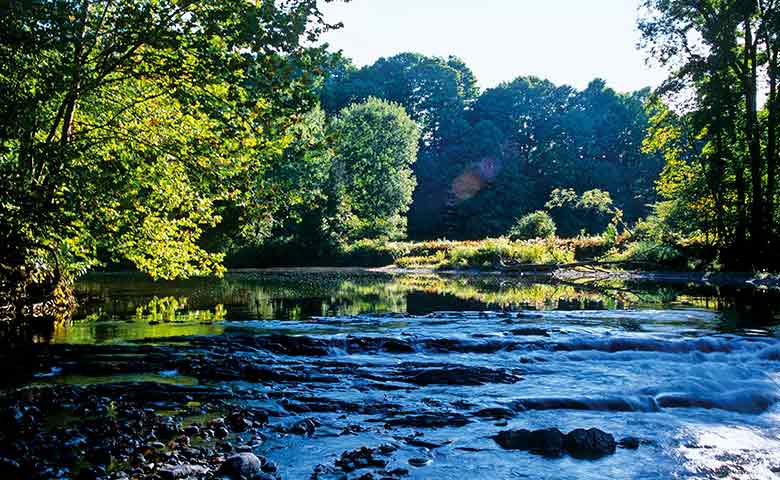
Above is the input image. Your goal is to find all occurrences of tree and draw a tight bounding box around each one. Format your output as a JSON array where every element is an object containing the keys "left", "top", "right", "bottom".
[
  {"left": 0, "top": 0, "right": 338, "bottom": 282},
  {"left": 319, "top": 53, "right": 479, "bottom": 237},
  {"left": 639, "top": 0, "right": 780, "bottom": 267},
  {"left": 329, "top": 98, "right": 420, "bottom": 240}
]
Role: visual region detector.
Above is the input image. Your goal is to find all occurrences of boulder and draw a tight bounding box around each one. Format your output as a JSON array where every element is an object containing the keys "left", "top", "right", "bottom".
[
  {"left": 564, "top": 428, "right": 616, "bottom": 459},
  {"left": 218, "top": 453, "right": 274, "bottom": 480},
  {"left": 494, "top": 428, "right": 565, "bottom": 457}
]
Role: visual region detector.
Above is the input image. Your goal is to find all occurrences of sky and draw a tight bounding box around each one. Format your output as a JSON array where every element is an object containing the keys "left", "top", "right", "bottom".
[{"left": 319, "top": 0, "right": 668, "bottom": 93}]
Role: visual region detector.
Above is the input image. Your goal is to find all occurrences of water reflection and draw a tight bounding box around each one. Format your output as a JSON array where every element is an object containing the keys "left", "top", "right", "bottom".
[{"left": 41, "top": 271, "right": 780, "bottom": 344}]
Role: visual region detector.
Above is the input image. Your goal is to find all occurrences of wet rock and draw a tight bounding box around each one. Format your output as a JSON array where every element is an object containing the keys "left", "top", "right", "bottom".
[
  {"left": 509, "top": 328, "right": 551, "bottom": 337},
  {"left": 493, "top": 428, "right": 565, "bottom": 457},
  {"left": 385, "top": 413, "right": 471, "bottom": 429},
  {"left": 262, "top": 460, "right": 278, "bottom": 474},
  {"left": 408, "top": 457, "right": 431, "bottom": 467},
  {"left": 340, "top": 424, "right": 369, "bottom": 435},
  {"left": 311, "top": 464, "right": 348, "bottom": 480},
  {"left": 183, "top": 425, "right": 200, "bottom": 436},
  {"left": 335, "top": 447, "right": 389, "bottom": 473},
  {"left": 474, "top": 407, "right": 515, "bottom": 419},
  {"left": 384, "top": 468, "right": 409, "bottom": 477},
  {"left": 227, "top": 411, "right": 258, "bottom": 432},
  {"left": 159, "top": 464, "right": 209, "bottom": 480},
  {"left": 253, "top": 334, "right": 331, "bottom": 356},
  {"left": 618, "top": 436, "right": 641, "bottom": 449},
  {"left": 400, "top": 436, "right": 447, "bottom": 449},
  {"left": 564, "top": 428, "right": 616, "bottom": 459},
  {"left": 287, "top": 417, "right": 320, "bottom": 435},
  {"left": 218, "top": 453, "right": 273, "bottom": 480},
  {"left": 402, "top": 366, "right": 521, "bottom": 386}
]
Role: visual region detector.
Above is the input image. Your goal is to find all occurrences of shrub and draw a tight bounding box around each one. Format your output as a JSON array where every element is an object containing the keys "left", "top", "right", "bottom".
[
  {"left": 439, "top": 238, "right": 574, "bottom": 270},
  {"left": 508, "top": 211, "right": 557, "bottom": 240}
]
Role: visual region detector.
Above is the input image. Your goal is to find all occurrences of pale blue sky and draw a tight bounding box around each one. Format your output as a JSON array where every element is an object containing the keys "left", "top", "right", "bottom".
[{"left": 320, "top": 0, "right": 666, "bottom": 93}]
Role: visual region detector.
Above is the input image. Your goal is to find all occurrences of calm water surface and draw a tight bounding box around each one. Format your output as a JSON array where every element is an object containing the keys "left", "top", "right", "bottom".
[{"left": 31, "top": 271, "right": 780, "bottom": 478}]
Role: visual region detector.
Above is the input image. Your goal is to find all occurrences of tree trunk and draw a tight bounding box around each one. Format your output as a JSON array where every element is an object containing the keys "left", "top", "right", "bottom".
[
  {"left": 767, "top": 47, "right": 779, "bottom": 260},
  {"left": 61, "top": 1, "right": 89, "bottom": 146},
  {"left": 744, "top": 17, "right": 764, "bottom": 264}
]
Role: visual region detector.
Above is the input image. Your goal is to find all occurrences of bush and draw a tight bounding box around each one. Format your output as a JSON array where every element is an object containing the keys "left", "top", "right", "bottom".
[
  {"left": 508, "top": 211, "right": 557, "bottom": 240},
  {"left": 440, "top": 238, "right": 574, "bottom": 270}
]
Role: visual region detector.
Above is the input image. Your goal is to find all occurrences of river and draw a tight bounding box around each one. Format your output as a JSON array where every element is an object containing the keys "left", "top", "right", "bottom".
[{"left": 2, "top": 271, "right": 779, "bottom": 479}]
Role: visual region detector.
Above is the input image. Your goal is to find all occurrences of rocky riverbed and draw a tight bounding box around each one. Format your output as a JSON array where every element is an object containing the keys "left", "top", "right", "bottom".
[{"left": 2, "top": 272, "right": 780, "bottom": 479}]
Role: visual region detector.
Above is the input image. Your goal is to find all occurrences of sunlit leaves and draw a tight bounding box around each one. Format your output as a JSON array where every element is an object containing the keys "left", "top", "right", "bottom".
[{"left": 0, "top": 0, "right": 337, "bottom": 279}]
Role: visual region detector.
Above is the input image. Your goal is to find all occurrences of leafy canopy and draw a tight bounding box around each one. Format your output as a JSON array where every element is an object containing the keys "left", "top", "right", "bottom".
[{"left": 0, "top": 0, "right": 339, "bottom": 279}]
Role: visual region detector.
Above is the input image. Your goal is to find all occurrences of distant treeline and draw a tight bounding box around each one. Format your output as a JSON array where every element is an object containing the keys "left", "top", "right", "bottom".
[{"left": 257, "top": 52, "right": 662, "bottom": 254}]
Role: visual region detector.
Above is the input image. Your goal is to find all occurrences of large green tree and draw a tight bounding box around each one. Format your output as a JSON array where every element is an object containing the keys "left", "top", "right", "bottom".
[
  {"left": 329, "top": 97, "right": 420, "bottom": 241},
  {"left": 319, "top": 52, "right": 479, "bottom": 237},
  {"left": 0, "top": 0, "right": 338, "bottom": 281}
]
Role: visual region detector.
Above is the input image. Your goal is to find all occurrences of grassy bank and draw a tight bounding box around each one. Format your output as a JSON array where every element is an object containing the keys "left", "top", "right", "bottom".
[
  {"left": 227, "top": 232, "right": 709, "bottom": 272},
  {"left": 343, "top": 238, "right": 576, "bottom": 270},
  {"left": 231, "top": 236, "right": 615, "bottom": 270}
]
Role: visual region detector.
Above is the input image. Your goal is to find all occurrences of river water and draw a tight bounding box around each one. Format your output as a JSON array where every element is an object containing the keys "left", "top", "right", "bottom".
[{"left": 5, "top": 271, "right": 780, "bottom": 479}]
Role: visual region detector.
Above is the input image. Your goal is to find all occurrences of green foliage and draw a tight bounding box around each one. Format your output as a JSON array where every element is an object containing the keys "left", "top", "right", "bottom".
[
  {"left": 546, "top": 188, "right": 630, "bottom": 237},
  {"left": 329, "top": 98, "right": 420, "bottom": 241},
  {"left": 441, "top": 238, "right": 574, "bottom": 269},
  {"left": 0, "top": 0, "right": 335, "bottom": 280},
  {"left": 639, "top": 0, "right": 780, "bottom": 268},
  {"left": 508, "top": 211, "right": 557, "bottom": 240},
  {"left": 319, "top": 53, "right": 662, "bottom": 241}
]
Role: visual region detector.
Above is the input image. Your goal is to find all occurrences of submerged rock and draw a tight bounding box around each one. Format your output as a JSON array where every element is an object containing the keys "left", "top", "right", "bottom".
[
  {"left": 474, "top": 407, "right": 515, "bottom": 419},
  {"left": 618, "top": 436, "right": 642, "bottom": 449},
  {"left": 384, "top": 413, "right": 471, "bottom": 429},
  {"left": 286, "top": 417, "right": 320, "bottom": 435},
  {"left": 408, "top": 457, "right": 432, "bottom": 467},
  {"left": 494, "top": 428, "right": 565, "bottom": 457},
  {"left": 335, "top": 446, "right": 389, "bottom": 472},
  {"left": 564, "top": 428, "right": 616, "bottom": 459},
  {"left": 402, "top": 366, "right": 522, "bottom": 386},
  {"left": 495, "top": 427, "right": 619, "bottom": 459}
]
